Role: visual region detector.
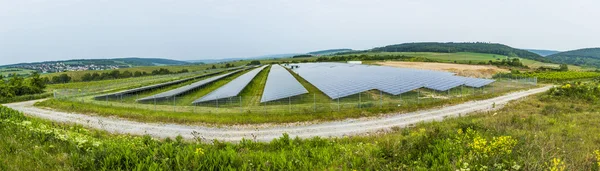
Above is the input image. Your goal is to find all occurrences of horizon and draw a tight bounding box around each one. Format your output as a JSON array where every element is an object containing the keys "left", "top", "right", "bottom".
[{"left": 2, "top": 0, "right": 599, "bottom": 65}]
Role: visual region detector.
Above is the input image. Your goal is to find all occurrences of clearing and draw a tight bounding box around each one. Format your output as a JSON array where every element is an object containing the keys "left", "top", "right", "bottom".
[{"left": 376, "top": 61, "right": 508, "bottom": 78}]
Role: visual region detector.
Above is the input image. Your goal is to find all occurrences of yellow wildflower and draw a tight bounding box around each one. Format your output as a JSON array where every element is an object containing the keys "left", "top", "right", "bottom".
[
  {"left": 595, "top": 150, "right": 600, "bottom": 167},
  {"left": 195, "top": 147, "right": 205, "bottom": 156},
  {"left": 549, "top": 158, "right": 565, "bottom": 171}
]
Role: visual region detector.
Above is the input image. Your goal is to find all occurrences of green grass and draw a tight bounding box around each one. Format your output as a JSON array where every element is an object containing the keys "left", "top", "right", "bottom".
[
  {"left": 4, "top": 90, "right": 600, "bottom": 170},
  {"left": 238, "top": 65, "right": 271, "bottom": 105},
  {"left": 0, "top": 68, "right": 37, "bottom": 78},
  {"left": 36, "top": 79, "right": 538, "bottom": 125}
]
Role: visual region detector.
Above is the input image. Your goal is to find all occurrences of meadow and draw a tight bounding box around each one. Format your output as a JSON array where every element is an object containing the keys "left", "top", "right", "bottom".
[{"left": 3, "top": 83, "right": 600, "bottom": 170}]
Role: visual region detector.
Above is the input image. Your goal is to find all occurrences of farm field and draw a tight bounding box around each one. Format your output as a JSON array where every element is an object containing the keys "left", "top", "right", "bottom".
[{"left": 352, "top": 52, "right": 588, "bottom": 70}]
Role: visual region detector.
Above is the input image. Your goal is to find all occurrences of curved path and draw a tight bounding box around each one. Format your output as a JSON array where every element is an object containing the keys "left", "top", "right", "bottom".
[{"left": 3, "top": 86, "right": 551, "bottom": 142}]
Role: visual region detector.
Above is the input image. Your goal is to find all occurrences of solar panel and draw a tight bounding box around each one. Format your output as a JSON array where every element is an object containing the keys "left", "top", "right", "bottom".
[
  {"left": 94, "top": 71, "right": 225, "bottom": 100},
  {"left": 136, "top": 69, "right": 244, "bottom": 102},
  {"left": 292, "top": 63, "right": 495, "bottom": 99},
  {"left": 192, "top": 65, "right": 268, "bottom": 103},
  {"left": 260, "top": 65, "right": 308, "bottom": 103}
]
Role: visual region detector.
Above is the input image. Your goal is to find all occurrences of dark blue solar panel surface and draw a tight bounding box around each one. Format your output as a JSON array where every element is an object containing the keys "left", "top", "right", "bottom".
[{"left": 291, "top": 63, "right": 495, "bottom": 99}]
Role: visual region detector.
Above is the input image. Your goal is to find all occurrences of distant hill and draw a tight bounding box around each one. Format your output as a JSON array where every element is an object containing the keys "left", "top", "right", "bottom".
[
  {"left": 546, "top": 48, "right": 600, "bottom": 67},
  {"left": 2, "top": 58, "right": 188, "bottom": 68},
  {"left": 307, "top": 49, "right": 354, "bottom": 56},
  {"left": 113, "top": 58, "right": 189, "bottom": 66},
  {"left": 524, "top": 49, "right": 561, "bottom": 56},
  {"left": 0, "top": 58, "right": 189, "bottom": 73},
  {"left": 369, "top": 42, "right": 549, "bottom": 62},
  {"left": 188, "top": 53, "right": 302, "bottom": 64}
]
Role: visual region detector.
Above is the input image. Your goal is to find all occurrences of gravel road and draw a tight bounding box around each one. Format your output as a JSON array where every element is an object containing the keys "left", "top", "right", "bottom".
[{"left": 3, "top": 86, "right": 551, "bottom": 142}]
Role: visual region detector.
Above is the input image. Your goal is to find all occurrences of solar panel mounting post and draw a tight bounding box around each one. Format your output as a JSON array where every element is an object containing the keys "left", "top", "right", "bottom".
[
  {"left": 358, "top": 92, "right": 361, "bottom": 109},
  {"left": 313, "top": 93, "right": 316, "bottom": 113}
]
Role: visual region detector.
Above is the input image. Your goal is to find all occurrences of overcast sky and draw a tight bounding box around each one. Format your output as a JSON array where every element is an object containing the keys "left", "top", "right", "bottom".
[{"left": 1, "top": 0, "right": 599, "bottom": 65}]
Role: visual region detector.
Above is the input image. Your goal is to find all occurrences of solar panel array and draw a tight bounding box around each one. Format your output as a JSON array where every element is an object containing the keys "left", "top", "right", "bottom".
[
  {"left": 260, "top": 65, "right": 308, "bottom": 103},
  {"left": 291, "top": 63, "right": 495, "bottom": 99},
  {"left": 192, "top": 65, "right": 268, "bottom": 103},
  {"left": 137, "top": 70, "right": 243, "bottom": 102},
  {"left": 94, "top": 71, "right": 224, "bottom": 100}
]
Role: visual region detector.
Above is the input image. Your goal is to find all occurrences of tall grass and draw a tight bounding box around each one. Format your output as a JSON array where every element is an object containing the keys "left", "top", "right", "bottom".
[{"left": 3, "top": 92, "right": 600, "bottom": 170}]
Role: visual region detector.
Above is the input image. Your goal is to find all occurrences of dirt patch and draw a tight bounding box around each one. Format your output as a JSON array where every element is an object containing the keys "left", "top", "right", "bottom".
[{"left": 376, "top": 61, "right": 508, "bottom": 78}]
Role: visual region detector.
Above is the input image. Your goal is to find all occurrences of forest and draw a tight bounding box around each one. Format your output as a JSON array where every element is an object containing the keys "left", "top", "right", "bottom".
[
  {"left": 369, "top": 42, "right": 548, "bottom": 62},
  {"left": 546, "top": 48, "right": 600, "bottom": 68}
]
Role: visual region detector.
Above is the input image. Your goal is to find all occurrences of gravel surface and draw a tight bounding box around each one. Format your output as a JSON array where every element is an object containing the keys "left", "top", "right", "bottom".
[{"left": 3, "top": 86, "right": 551, "bottom": 142}]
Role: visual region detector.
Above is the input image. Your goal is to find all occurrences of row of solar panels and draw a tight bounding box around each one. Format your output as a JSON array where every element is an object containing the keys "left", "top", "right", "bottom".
[
  {"left": 95, "top": 62, "right": 495, "bottom": 105},
  {"left": 192, "top": 65, "right": 268, "bottom": 104},
  {"left": 288, "top": 63, "right": 495, "bottom": 99},
  {"left": 94, "top": 66, "right": 246, "bottom": 100}
]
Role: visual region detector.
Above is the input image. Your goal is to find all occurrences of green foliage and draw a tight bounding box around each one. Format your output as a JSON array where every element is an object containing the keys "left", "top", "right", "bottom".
[
  {"left": 494, "top": 71, "right": 600, "bottom": 82},
  {"left": 546, "top": 81, "right": 600, "bottom": 101},
  {"left": 0, "top": 72, "right": 46, "bottom": 100},
  {"left": 547, "top": 48, "right": 600, "bottom": 68},
  {"left": 484, "top": 58, "right": 527, "bottom": 68},
  {"left": 51, "top": 74, "right": 71, "bottom": 84},
  {"left": 370, "top": 42, "right": 548, "bottom": 62},
  {"left": 249, "top": 60, "right": 261, "bottom": 65},
  {"left": 79, "top": 68, "right": 188, "bottom": 82}
]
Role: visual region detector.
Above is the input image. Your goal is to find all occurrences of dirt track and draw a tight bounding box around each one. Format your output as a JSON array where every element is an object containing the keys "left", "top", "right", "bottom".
[{"left": 3, "top": 86, "right": 551, "bottom": 142}]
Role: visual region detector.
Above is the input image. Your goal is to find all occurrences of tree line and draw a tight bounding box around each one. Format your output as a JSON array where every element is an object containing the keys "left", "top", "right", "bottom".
[
  {"left": 370, "top": 42, "right": 549, "bottom": 62},
  {"left": 0, "top": 72, "right": 46, "bottom": 98},
  {"left": 80, "top": 68, "right": 189, "bottom": 82},
  {"left": 316, "top": 54, "right": 436, "bottom": 62}
]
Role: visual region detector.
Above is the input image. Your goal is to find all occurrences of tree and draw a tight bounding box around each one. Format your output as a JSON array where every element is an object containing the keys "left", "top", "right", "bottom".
[
  {"left": 52, "top": 74, "right": 71, "bottom": 84},
  {"left": 559, "top": 64, "right": 569, "bottom": 71},
  {"left": 211, "top": 65, "right": 217, "bottom": 69},
  {"left": 92, "top": 73, "right": 101, "bottom": 80},
  {"left": 134, "top": 71, "right": 143, "bottom": 77},
  {"left": 249, "top": 60, "right": 261, "bottom": 65},
  {"left": 29, "top": 72, "right": 46, "bottom": 90},
  {"left": 82, "top": 73, "right": 93, "bottom": 81},
  {"left": 121, "top": 71, "right": 132, "bottom": 78}
]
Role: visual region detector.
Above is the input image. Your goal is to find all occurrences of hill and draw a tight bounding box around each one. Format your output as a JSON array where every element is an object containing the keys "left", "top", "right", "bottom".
[
  {"left": 1, "top": 58, "right": 189, "bottom": 73},
  {"left": 307, "top": 49, "right": 354, "bottom": 56},
  {"left": 369, "top": 42, "right": 549, "bottom": 62},
  {"left": 524, "top": 49, "right": 561, "bottom": 56},
  {"left": 546, "top": 48, "right": 600, "bottom": 67},
  {"left": 113, "top": 58, "right": 189, "bottom": 66}
]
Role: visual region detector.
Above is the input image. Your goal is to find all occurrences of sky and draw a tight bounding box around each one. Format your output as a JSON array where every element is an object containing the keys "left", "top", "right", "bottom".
[{"left": 1, "top": 0, "right": 599, "bottom": 65}]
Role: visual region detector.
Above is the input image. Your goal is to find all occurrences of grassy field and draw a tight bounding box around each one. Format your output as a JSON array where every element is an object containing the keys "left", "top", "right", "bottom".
[
  {"left": 341, "top": 52, "right": 589, "bottom": 71},
  {"left": 0, "top": 68, "right": 37, "bottom": 78},
  {"left": 4, "top": 89, "right": 600, "bottom": 170},
  {"left": 37, "top": 79, "right": 538, "bottom": 125}
]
